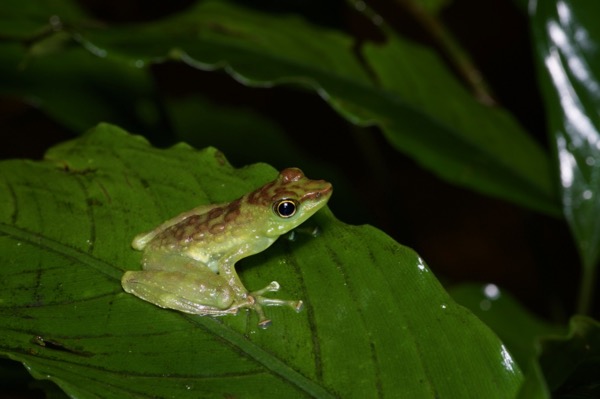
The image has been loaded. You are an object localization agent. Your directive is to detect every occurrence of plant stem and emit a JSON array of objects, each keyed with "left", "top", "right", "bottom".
[
  {"left": 577, "top": 264, "right": 597, "bottom": 315},
  {"left": 392, "top": 0, "right": 497, "bottom": 105}
]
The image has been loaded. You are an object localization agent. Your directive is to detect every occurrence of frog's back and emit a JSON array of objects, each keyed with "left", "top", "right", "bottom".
[
  {"left": 148, "top": 199, "right": 251, "bottom": 252},
  {"left": 142, "top": 167, "right": 332, "bottom": 261}
]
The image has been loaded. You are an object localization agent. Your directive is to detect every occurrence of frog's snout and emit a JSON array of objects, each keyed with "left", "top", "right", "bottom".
[{"left": 303, "top": 180, "right": 333, "bottom": 202}]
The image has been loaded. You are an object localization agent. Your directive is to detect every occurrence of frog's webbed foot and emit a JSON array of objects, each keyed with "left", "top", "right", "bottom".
[{"left": 248, "top": 281, "right": 304, "bottom": 328}]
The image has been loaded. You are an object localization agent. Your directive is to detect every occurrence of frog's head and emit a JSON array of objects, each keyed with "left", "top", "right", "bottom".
[{"left": 248, "top": 168, "right": 332, "bottom": 237}]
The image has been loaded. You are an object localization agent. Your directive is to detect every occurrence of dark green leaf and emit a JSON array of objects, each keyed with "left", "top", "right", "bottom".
[
  {"left": 0, "top": 41, "right": 158, "bottom": 134},
  {"left": 517, "top": 360, "right": 551, "bottom": 399},
  {"left": 95, "top": 0, "right": 558, "bottom": 214},
  {"left": 417, "top": 0, "right": 452, "bottom": 13},
  {"left": 450, "top": 283, "right": 565, "bottom": 370},
  {"left": 518, "top": 316, "right": 600, "bottom": 398},
  {"left": 167, "top": 95, "right": 308, "bottom": 167},
  {"left": 0, "top": 0, "right": 85, "bottom": 39},
  {"left": 363, "top": 36, "right": 556, "bottom": 215},
  {"left": 530, "top": 0, "right": 600, "bottom": 313},
  {"left": 0, "top": 0, "right": 161, "bottom": 136},
  {"left": 0, "top": 0, "right": 559, "bottom": 215},
  {"left": 0, "top": 123, "right": 522, "bottom": 398}
]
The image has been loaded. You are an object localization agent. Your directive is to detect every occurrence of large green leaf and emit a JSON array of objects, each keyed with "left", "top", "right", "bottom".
[
  {"left": 530, "top": 0, "right": 600, "bottom": 313},
  {"left": 0, "top": 0, "right": 162, "bottom": 137},
  {"left": 0, "top": 0, "right": 559, "bottom": 215},
  {"left": 0, "top": 123, "right": 522, "bottom": 398}
]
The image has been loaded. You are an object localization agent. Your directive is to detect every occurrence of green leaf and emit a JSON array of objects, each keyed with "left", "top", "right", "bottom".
[
  {"left": 95, "top": 0, "right": 559, "bottom": 215},
  {"left": 0, "top": 41, "right": 158, "bottom": 134},
  {"left": 416, "top": 0, "right": 452, "bottom": 13},
  {"left": 0, "top": 0, "right": 559, "bottom": 215},
  {"left": 453, "top": 286, "right": 600, "bottom": 397},
  {"left": 518, "top": 316, "right": 600, "bottom": 398},
  {"left": 539, "top": 316, "right": 600, "bottom": 396},
  {"left": 167, "top": 95, "right": 308, "bottom": 167},
  {"left": 530, "top": 0, "right": 600, "bottom": 313},
  {"left": 0, "top": 0, "right": 86, "bottom": 39},
  {"left": 0, "top": 0, "right": 160, "bottom": 136},
  {"left": 0, "top": 123, "right": 522, "bottom": 398},
  {"left": 362, "top": 36, "right": 556, "bottom": 215},
  {"left": 450, "top": 284, "right": 565, "bottom": 370},
  {"left": 517, "top": 361, "right": 551, "bottom": 399}
]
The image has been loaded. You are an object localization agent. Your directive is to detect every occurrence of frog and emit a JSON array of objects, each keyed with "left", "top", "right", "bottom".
[{"left": 121, "top": 167, "right": 332, "bottom": 328}]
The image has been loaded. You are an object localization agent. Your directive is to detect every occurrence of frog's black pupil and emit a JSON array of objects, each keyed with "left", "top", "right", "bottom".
[{"left": 277, "top": 200, "right": 296, "bottom": 217}]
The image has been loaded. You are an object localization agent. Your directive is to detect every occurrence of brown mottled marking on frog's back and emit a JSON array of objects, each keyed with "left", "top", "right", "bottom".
[
  {"left": 209, "top": 222, "right": 226, "bottom": 234},
  {"left": 247, "top": 182, "right": 274, "bottom": 206},
  {"left": 208, "top": 207, "right": 223, "bottom": 219},
  {"left": 152, "top": 199, "right": 247, "bottom": 250},
  {"left": 224, "top": 199, "right": 242, "bottom": 222}
]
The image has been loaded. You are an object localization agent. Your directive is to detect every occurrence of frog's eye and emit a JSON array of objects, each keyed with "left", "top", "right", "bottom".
[{"left": 274, "top": 199, "right": 298, "bottom": 218}]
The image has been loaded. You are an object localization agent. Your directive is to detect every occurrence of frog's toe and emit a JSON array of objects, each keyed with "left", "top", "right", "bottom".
[
  {"left": 258, "top": 318, "right": 272, "bottom": 329},
  {"left": 256, "top": 296, "right": 304, "bottom": 312},
  {"left": 251, "top": 281, "right": 280, "bottom": 296}
]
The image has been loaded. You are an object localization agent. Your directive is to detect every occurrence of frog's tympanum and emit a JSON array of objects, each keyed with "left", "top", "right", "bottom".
[{"left": 121, "top": 168, "right": 332, "bottom": 328}]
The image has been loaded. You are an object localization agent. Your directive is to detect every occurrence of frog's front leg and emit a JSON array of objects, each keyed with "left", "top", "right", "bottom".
[
  {"left": 218, "top": 248, "right": 304, "bottom": 328},
  {"left": 248, "top": 281, "right": 304, "bottom": 327},
  {"left": 252, "top": 281, "right": 304, "bottom": 311},
  {"left": 121, "top": 269, "right": 242, "bottom": 315}
]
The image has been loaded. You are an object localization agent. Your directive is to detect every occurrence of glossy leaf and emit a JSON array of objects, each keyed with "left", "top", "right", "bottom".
[
  {"left": 0, "top": 0, "right": 559, "bottom": 215},
  {"left": 0, "top": 124, "right": 522, "bottom": 398},
  {"left": 530, "top": 0, "right": 600, "bottom": 313},
  {"left": 450, "top": 283, "right": 565, "bottom": 370},
  {"left": 453, "top": 286, "right": 600, "bottom": 398},
  {"left": 89, "top": 0, "right": 559, "bottom": 215},
  {"left": 362, "top": 36, "right": 555, "bottom": 215}
]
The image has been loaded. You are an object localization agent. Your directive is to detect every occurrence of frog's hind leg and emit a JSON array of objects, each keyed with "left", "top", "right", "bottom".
[
  {"left": 256, "top": 296, "right": 304, "bottom": 312},
  {"left": 251, "top": 281, "right": 303, "bottom": 310},
  {"left": 121, "top": 270, "right": 238, "bottom": 316}
]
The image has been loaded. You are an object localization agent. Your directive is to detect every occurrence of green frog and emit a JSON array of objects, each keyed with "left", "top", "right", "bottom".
[{"left": 121, "top": 168, "right": 332, "bottom": 328}]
